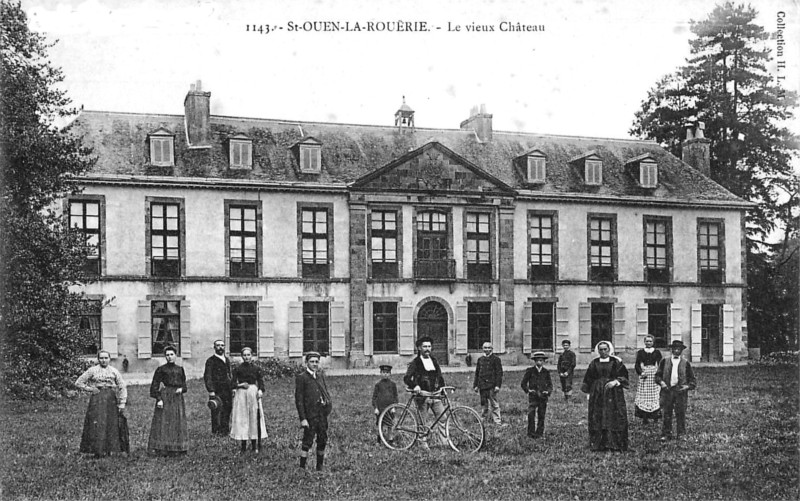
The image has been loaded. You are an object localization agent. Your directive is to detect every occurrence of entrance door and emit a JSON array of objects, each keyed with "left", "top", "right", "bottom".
[
  {"left": 417, "top": 301, "right": 449, "bottom": 365},
  {"left": 701, "top": 304, "right": 722, "bottom": 362}
]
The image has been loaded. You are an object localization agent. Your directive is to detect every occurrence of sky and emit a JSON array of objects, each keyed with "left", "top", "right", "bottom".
[{"left": 20, "top": 0, "right": 800, "bottom": 141}]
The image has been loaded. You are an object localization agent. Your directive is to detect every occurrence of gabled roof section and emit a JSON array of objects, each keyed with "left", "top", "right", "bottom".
[
  {"left": 568, "top": 150, "right": 601, "bottom": 164},
  {"left": 149, "top": 126, "right": 174, "bottom": 136},
  {"left": 290, "top": 136, "right": 322, "bottom": 148},
  {"left": 624, "top": 153, "right": 656, "bottom": 166},
  {"left": 351, "top": 141, "right": 515, "bottom": 195}
]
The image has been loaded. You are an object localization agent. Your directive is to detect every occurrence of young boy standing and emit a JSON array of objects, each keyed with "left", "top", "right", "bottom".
[
  {"left": 521, "top": 352, "right": 553, "bottom": 438},
  {"left": 372, "top": 364, "right": 398, "bottom": 425},
  {"left": 557, "top": 340, "right": 577, "bottom": 401}
]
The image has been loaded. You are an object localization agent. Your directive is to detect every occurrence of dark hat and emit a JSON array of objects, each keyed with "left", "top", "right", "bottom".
[
  {"left": 379, "top": 364, "right": 393, "bottom": 373},
  {"left": 532, "top": 351, "right": 548, "bottom": 360},
  {"left": 669, "top": 340, "right": 687, "bottom": 350},
  {"left": 304, "top": 351, "right": 321, "bottom": 361},
  {"left": 207, "top": 396, "right": 222, "bottom": 411},
  {"left": 416, "top": 336, "right": 434, "bottom": 348}
]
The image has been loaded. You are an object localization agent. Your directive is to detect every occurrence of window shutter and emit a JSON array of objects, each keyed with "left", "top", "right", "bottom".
[
  {"left": 137, "top": 300, "right": 152, "bottom": 359},
  {"left": 243, "top": 143, "right": 252, "bottom": 167},
  {"left": 614, "top": 303, "right": 626, "bottom": 351},
  {"left": 522, "top": 301, "right": 533, "bottom": 354},
  {"left": 166, "top": 139, "right": 174, "bottom": 165},
  {"left": 311, "top": 148, "right": 319, "bottom": 171},
  {"left": 670, "top": 304, "right": 682, "bottom": 343},
  {"left": 723, "top": 304, "right": 734, "bottom": 362},
  {"left": 288, "top": 302, "right": 303, "bottom": 357},
  {"left": 363, "top": 301, "right": 373, "bottom": 356},
  {"left": 578, "top": 303, "right": 591, "bottom": 352},
  {"left": 491, "top": 301, "right": 505, "bottom": 353},
  {"left": 398, "top": 303, "right": 414, "bottom": 355},
  {"left": 636, "top": 304, "right": 648, "bottom": 348},
  {"left": 224, "top": 302, "right": 231, "bottom": 351},
  {"left": 455, "top": 302, "right": 468, "bottom": 355},
  {"left": 101, "top": 303, "right": 119, "bottom": 359},
  {"left": 258, "top": 302, "right": 274, "bottom": 358},
  {"left": 330, "top": 302, "right": 346, "bottom": 357},
  {"left": 180, "top": 301, "right": 191, "bottom": 358},
  {"left": 690, "top": 304, "right": 702, "bottom": 362},
  {"left": 555, "top": 305, "right": 569, "bottom": 349}
]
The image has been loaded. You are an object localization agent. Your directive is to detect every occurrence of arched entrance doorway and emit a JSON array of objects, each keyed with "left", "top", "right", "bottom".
[{"left": 417, "top": 301, "right": 449, "bottom": 364}]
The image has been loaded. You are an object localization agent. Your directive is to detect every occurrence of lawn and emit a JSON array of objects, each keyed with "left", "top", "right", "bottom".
[{"left": 1, "top": 365, "right": 798, "bottom": 500}]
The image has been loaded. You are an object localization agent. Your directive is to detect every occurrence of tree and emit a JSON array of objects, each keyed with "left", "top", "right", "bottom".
[
  {"left": 630, "top": 2, "right": 799, "bottom": 243},
  {"left": 1, "top": 1, "right": 97, "bottom": 398},
  {"left": 630, "top": 3, "right": 800, "bottom": 355}
]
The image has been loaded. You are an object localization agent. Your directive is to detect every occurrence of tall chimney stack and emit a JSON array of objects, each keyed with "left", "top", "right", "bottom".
[
  {"left": 184, "top": 80, "right": 211, "bottom": 148},
  {"left": 460, "top": 104, "right": 493, "bottom": 142},
  {"left": 682, "top": 119, "right": 711, "bottom": 177}
]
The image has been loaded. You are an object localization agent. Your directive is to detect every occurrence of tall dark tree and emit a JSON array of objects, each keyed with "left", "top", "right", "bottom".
[
  {"left": 630, "top": 3, "right": 800, "bottom": 354},
  {"left": 1, "top": 0, "right": 97, "bottom": 398},
  {"left": 631, "top": 2, "right": 798, "bottom": 243}
]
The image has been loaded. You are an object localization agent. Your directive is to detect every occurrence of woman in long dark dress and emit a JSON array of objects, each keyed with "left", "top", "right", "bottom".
[
  {"left": 230, "top": 347, "right": 266, "bottom": 453},
  {"left": 147, "top": 345, "right": 188, "bottom": 455},
  {"left": 634, "top": 335, "right": 663, "bottom": 424},
  {"left": 581, "top": 341, "right": 630, "bottom": 451},
  {"left": 75, "top": 351, "right": 127, "bottom": 457}
]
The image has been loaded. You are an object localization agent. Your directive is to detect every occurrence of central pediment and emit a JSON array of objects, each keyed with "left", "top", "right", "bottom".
[{"left": 350, "top": 142, "right": 515, "bottom": 195}]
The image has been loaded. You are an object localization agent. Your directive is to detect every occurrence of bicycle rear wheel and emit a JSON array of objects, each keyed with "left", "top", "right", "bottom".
[
  {"left": 378, "top": 403, "right": 418, "bottom": 451},
  {"left": 446, "top": 406, "right": 485, "bottom": 453}
]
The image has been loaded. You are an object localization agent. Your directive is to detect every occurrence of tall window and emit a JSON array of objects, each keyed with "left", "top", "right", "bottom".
[
  {"left": 151, "top": 202, "right": 181, "bottom": 277},
  {"left": 229, "top": 206, "right": 258, "bottom": 277},
  {"left": 229, "top": 301, "right": 257, "bottom": 355},
  {"left": 530, "top": 213, "right": 555, "bottom": 281},
  {"left": 415, "top": 210, "right": 452, "bottom": 279},
  {"left": 640, "top": 161, "right": 658, "bottom": 188},
  {"left": 301, "top": 208, "right": 329, "bottom": 278},
  {"left": 373, "top": 302, "right": 398, "bottom": 353},
  {"left": 69, "top": 200, "right": 101, "bottom": 276},
  {"left": 699, "top": 221, "right": 723, "bottom": 284},
  {"left": 590, "top": 302, "right": 613, "bottom": 348},
  {"left": 648, "top": 303, "right": 669, "bottom": 349},
  {"left": 589, "top": 216, "right": 615, "bottom": 282},
  {"left": 77, "top": 300, "right": 102, "bottom": 355},
  {"left": 303, "top": 302, "right": 329, "bottom": 355},
  {"left": 644, "top": 218, "right": 670, "bottom": 283},
  {"left": 152, "top": 300, "right": 180, "bottom": 355},
  {"left": 465, "top": 213, "right": 491, "bottom": 280},
  {"left": 371, "top": 210, "right": 398, "bottom": 279},
  {"left": 467, "top": 302, "right": 491, "bottom": 350},
  {"left": 531, "top": 302, "right": 554, "bottom": 351}
]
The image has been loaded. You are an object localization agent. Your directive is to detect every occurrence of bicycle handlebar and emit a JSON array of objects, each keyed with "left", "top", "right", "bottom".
[{"left": 405, "top": 386, "right": 456, "bottom": 397}]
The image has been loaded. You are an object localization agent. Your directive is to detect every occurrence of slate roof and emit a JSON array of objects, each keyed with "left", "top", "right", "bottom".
[{"left": 70, "top": 110, "right": 749, "bottom": 206}]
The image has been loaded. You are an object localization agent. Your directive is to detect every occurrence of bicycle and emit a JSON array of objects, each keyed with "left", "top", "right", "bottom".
[{"left": 377, "top": 386, "right": 485, "bottom": 453}]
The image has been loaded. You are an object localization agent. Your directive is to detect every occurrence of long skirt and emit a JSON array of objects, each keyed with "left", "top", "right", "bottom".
[
  {"left": 587, "top": 382, "right": 629, "bottom": 451},
  {"left": 148, "top": 390, "right": 189, "bottom": 453},
  {"left": 230, "top": 386, "right": 267, "bottom": 440},
  {"left": 634, "top": 365, "right": 662, "bottom": 420},
  {"left": 80, "top": 388, "right": 122, "bottom": 455}
]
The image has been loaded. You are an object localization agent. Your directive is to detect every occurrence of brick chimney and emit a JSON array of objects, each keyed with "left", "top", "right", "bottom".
[
  {"left": 184, "top": 80, "right": 211, "bottom": 148},
  {"left": 681, "top": 119, "right": 711, "bottom": 177},
  {"left": 460, "top": 104, "right": 493, "bottom": 142}
]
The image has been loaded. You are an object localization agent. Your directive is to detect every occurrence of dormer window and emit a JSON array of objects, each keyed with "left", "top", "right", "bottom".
[
  {"left": 585, "top": 160, "right": 602, "bottom": 186},
  {"left": 639, "top": 160, "right": 658, "bottom": 188},
  {"left": 526, "top": 153, "right": 546, "bottom": 183},
  {"left": 149, "top": 129, "right": 174, "bottom": 167},
  {"left": 229, "top": 135, "right": 252, "bottom": 169},
  {"left": 293, "top": 136, "right": 323, "bottom": 174}
]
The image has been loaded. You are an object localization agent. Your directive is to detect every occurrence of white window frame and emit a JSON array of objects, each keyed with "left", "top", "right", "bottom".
[
  {"left": 585, "top": 160, "right": 602, "bottom": 186},
  {"left": 640, "top": 161, "right": 658, "bottom": 188},
  {"left": 300, "top": 145, "right": 322, "bottom": 174},
  {"left": 526, "top": 155, "right": 546, "bottom": 183},
  {"left": 229, "top": 139, "right": 253, "bottom": 169},
  {"left": 150, "top": 136, "right": 174, "bottom": 167}
]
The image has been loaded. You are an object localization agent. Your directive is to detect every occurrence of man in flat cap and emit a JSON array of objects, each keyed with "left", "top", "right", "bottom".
[
  {"left": 521, "top": 351, "right": 553, "bottom": 438},
  {"left": 655, "top": 340, "right": 697, "bottom": 442},
  {"left": 295, "top": 351, "right": 332, "bottom": 470},
  {"left": 404, "top": 336, "right": 446, "bottom": 448}
]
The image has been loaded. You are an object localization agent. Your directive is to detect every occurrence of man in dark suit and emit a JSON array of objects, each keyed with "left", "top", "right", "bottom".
[
  {"left": 655, "top": 340, "right": 697, "bottom": 442},
  {"left": 203, "top": 339, "right": 232, "bottom": 435},
  {"left": 295, "top": 351, "right": 332, "bottom": 471}
]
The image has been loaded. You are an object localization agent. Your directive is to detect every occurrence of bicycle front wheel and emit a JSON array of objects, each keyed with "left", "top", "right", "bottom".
[
  {"left": 446, "top": 406, "right": 485, "bottom": 453},
  {"left": 378, "top": 403, "right": 418, "bottom": 451}
]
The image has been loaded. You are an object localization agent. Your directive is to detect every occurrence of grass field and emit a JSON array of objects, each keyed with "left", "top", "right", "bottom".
[{"left": 1, "top": 365, "right": 797, "bottom": 500}]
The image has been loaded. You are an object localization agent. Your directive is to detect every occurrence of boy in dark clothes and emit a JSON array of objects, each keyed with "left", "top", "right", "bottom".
[
  {"left": 557, "top": 340, "right": 577, "bottom": 401},
  {"left": 521, "top": 351, "right": 553, "bottom": 438},
  {"left": 372, "top": 365, "right": 398, "bottom": 429}
]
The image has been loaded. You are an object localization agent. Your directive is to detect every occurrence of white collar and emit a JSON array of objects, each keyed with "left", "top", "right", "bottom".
[
  {"left": 307, "top": 368, "right": 317, "bottom": 378},
  {"left": 215, "top": 353, "right": 226, "bottom": 362},
  {"left": 421, "top": 357, "right": 436, "bottom": 371},
  {"left": 599, "top": 357, "right": 610, "bottom": 362},
  {"left": 644, "top": 347, "right": 655, "bottom": 353}
]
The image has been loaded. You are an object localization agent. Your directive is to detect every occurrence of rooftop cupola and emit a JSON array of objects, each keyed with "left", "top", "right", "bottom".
[
  {"left": 395, "top": 96, "right": 415, "bottom": 130},
  {"left": 184, "top": 80, "right": 211, "bottom": 148}
]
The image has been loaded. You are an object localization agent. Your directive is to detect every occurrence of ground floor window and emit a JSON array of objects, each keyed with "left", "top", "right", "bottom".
[
  {"left": 152, "top": 300, "right": 180, "bottom": 355},
  {"left": 467, "top": 302, "right": 491, "bottom": 350},
  {"left": 373, "top": 302, "right": 398, "bottom": 353},
  {"left": 531, "top": 302, "right": 554, "bottom": 351},
  {"left": 229, "top": 301, "right": 257, "bottom": 355},
  {"left": 77, "top": 300, "right": 102, "bottom": 355},
  {"left": 648, "top": 303, "right": 669, "bottom": 349},
  {"left": 303, "top": 302, "right": 329, "bottom": 355},
  {"left": 591, "top": 302, "right": 613, "bottom": 349}
]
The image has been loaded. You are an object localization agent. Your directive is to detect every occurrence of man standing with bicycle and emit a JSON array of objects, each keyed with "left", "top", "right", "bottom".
[{"left": 404, "top": 336, "right": 446, "bottom": 449}]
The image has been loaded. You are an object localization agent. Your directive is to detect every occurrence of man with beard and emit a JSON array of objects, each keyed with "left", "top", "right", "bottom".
[
  {"left": 403, "top": 336, "right": 446, "bottom": 449},
  {"left": 204, "top": 339, "right": 233, "bottom": 435}
]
